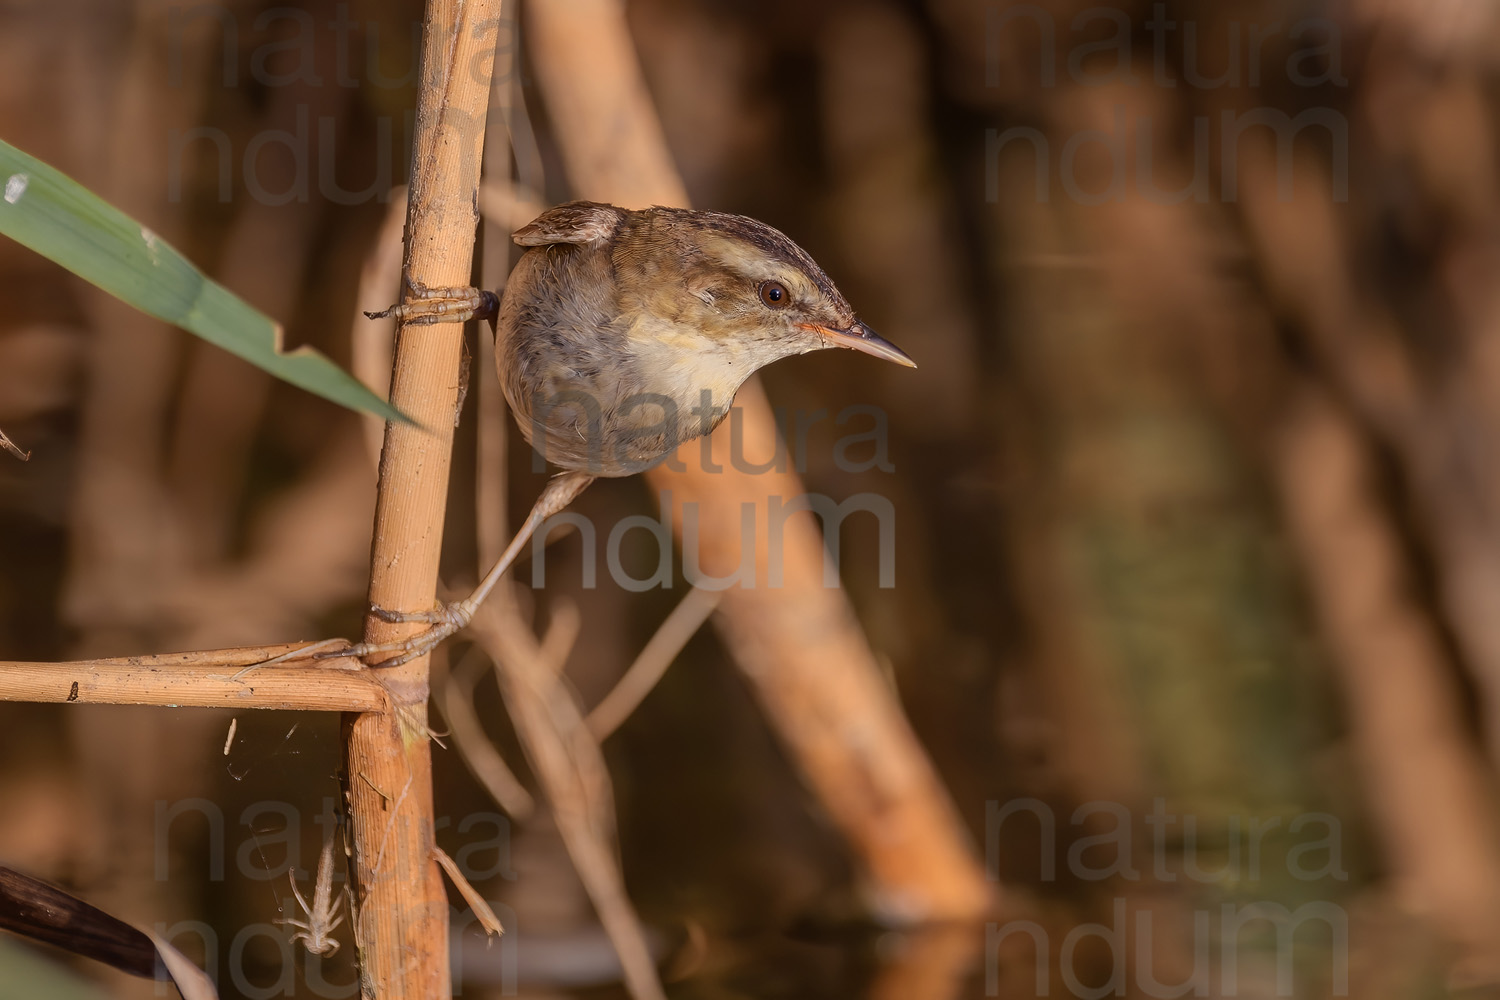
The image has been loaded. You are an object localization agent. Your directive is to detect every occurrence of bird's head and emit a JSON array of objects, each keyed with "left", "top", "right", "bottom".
[{"left": 612, "top": 207, "right": 916, "bottom": 373}]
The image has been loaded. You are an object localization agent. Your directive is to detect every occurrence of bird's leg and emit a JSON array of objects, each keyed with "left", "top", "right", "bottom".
[
  {"left": 325, "top": 471, "right": 595, "bottom": 668},
  {"left": 365, "top": 277, "right": 500, "bottom": 327}
]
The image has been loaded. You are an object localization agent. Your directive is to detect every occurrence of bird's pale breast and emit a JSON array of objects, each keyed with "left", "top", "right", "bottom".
[{"left": 495, "top": 238, "right": 744, "bottom": 477}]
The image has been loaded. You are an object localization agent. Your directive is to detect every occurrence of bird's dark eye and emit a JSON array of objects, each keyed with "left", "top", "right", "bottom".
[{"left": 759, "top": 280, "right": 790, "bottom": 309}]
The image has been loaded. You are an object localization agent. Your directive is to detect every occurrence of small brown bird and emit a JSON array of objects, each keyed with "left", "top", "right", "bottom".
[{"left": 342, "top": 201, "right": 915, "bottom": 665}]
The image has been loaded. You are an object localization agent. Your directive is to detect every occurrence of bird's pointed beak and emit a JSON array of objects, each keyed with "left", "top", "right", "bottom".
[{"left": 804, "top": 321, "right": 917, "bottom": 368}]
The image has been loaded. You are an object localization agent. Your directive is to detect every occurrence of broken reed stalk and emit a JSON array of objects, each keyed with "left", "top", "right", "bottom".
[
  {"left": 524, "top": 0, "right": 993, "bottom": 922},
  {"left": 342, "top": 1, "right": 504, "bottom": 996}
]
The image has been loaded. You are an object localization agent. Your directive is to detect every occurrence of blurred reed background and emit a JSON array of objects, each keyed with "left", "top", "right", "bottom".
[{"left": 2, "top": 0, "right": 1500, "bottom": 997}]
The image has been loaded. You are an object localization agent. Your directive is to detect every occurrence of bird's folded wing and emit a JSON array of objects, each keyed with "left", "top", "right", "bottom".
[{"left": 512, "top": 201, "right": 625, "bottom": 246}]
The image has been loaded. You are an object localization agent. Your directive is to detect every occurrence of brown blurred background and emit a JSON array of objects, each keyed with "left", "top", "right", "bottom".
[{"left": 3, "top": 0, "right": 1500, "bottom": 997}]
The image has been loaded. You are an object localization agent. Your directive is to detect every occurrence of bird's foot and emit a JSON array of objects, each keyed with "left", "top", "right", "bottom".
[
  {"left": 364, "top": 279, "right": 499, "bottom": 327},
  {"left": 317, "top": 600, "right": 475, "bottom": 668}
]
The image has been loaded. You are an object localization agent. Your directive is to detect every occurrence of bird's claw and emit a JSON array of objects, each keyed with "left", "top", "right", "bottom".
[
  {"left": 314, "top": 625, "right": 455, "bottom": 669},
  {"left": 364, "top": 279, "right": 499, "bottom": 327},
  {"left": 368, "top": 601, "right": 459, "bottom": 625},
  {"left": 315, "top": 601, "right": 473, "bottom": 668}
]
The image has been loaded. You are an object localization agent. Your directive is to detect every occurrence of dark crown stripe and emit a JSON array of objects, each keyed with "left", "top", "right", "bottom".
[{"left": 645, "top": 206, "right": 847, "bottom": 308}]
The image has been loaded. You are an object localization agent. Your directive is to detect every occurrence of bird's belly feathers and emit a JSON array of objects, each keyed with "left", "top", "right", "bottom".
[{"left": 495, "top": 247, "right": 743, "bottom": 477}]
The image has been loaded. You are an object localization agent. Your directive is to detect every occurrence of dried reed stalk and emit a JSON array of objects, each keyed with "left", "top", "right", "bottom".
[
  {"left": 469, "top": 598, "right": 668, "bottom": 1000},
  {"left": 1274, "top": 385, "right": 1500, "bottom": 985},
  {"left": 342, "top": 1, "right": 504, "bottom": 995},
  {"left": 523, "top": 0, "right": 991, "bottom": 923},
  {"left": 440, "top": 648, "right": 535, "bottom": 820},
  {"left": 0, "top": 645, "right": 384, "bottom": 712},
  {"left": 1235, "top": 119, "right": 1500, "bottom": 776},
  {"left": 0, "top": 427, "right": 27, "bottom": 461}
]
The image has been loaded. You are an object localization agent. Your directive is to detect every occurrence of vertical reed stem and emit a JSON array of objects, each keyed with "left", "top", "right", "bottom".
[{"left": 343, "top": 2, "right": 504, "bottom": 995}]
